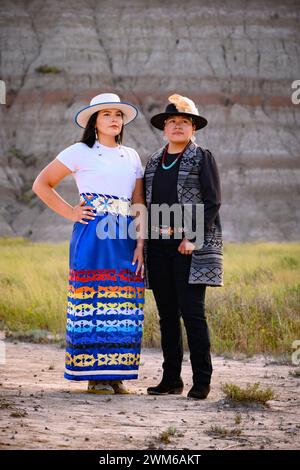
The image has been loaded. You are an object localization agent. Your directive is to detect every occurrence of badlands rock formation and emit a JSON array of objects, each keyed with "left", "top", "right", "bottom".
[{"left": 0, "top": 0, "right": 299, "bottom": 241}]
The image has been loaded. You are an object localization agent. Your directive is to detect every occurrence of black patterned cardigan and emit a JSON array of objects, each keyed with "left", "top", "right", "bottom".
[{"left": 143, "top": 141, "right": 224, "bottom": 288}]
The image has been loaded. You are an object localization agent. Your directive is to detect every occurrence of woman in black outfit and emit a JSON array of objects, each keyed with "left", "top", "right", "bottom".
[{"left": 143, "top": 94, "right": 223, "bottom": 399}]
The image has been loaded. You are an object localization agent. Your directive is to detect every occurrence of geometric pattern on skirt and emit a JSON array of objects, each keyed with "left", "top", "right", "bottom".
[{"left": 64, "top": 193, "right": 145, "bottom": 381}]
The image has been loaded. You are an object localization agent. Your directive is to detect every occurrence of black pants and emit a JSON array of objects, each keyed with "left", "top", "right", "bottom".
[{"left": 148, "top": 241, "right": 212, "bottom": 386}]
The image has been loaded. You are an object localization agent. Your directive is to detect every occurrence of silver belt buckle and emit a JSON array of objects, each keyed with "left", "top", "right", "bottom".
[{"left": 160, "top": 225, "right": 174, "bottom": 236}]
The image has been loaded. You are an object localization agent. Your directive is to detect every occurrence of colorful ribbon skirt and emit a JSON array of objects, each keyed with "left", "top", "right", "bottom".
[{"left": 64, "top": 193, "right": 145, "bottom": 381}]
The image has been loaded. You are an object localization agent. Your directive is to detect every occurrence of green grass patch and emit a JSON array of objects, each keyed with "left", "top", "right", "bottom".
[{"left": 35, "top": 65, "right": 62, "bottom": 74}]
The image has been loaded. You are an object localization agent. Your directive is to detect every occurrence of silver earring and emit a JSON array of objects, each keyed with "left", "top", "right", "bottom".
[
  {"left": 163, "top": 135, "right": 168, "bottom": 142},
  {"left": 95, "top": 129, "right": 101, "bottom": 154}
]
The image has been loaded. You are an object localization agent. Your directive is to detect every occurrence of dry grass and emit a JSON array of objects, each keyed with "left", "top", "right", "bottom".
[
  {"left": 206, "top": 426, "right": 242, "bottom": 438},
  {"left": 0, "top": 238, "right": 68, "bottom": 334},
  {"left": 0, "top": 238, "right": 299, "bottom": 355},
  {"left": 158, "top": 426, "right": 178, "bottom": 444},
  {"left": 221, "top": 382, "right": 276, "bottom": 404}
]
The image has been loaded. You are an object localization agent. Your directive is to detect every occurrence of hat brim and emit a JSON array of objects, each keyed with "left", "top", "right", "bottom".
[
  {"left": 150, "top": 112, "right": 207, "bottom": 131},
  {"left": 74, "top": 102, "right": 138, "bottom": 128}
]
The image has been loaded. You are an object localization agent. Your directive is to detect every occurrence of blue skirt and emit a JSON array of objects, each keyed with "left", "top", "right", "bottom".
[{"left": 64, "top": 193, "right": 145, "bottom": 381}]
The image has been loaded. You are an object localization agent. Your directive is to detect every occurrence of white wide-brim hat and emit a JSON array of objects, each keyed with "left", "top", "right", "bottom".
[{"left": 74, "top": 93, "right": 138, "bottom": 128}]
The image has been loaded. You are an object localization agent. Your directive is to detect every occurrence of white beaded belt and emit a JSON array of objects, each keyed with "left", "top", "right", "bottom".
[{"left": 80, "top": 193, "right": 131, "bottom": 217}]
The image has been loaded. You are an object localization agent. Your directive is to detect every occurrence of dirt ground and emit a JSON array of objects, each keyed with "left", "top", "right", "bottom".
[{"left": 0, "top": 340, "right": 300, "bottom": 450}]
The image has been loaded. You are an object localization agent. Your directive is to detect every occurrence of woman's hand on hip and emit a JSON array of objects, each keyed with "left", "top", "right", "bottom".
[
  {"left": 132, "top": 244, "right": 144, "bottom": 278},
  {"left": 178, "top": 238, "right": 195, "bottom": 255},
  {"left": 71, "top": 200, "right": 96, "bottom": 224}
]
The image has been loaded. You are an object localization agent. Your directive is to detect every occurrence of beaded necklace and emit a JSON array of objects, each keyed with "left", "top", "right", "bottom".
[{"left": 161, "top": 141, "right": 189, "bottom": 170}]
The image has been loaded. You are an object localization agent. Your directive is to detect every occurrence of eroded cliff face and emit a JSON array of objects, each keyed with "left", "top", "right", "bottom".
[{"left": 0, "top": 0, "right": 299, "bottom": 241}]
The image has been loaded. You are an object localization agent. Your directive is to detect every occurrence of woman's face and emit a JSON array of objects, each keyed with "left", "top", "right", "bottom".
[
  {"left": 163, "top": 115, "right": 195, "bottom": 145},
  {"left": 95, "top": 108, "right": 123, "bottom": 138}
]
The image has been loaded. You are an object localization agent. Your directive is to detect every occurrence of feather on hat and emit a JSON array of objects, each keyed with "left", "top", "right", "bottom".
[
  {"left": 150, "top": 94, "right": 207, "bottom": 131},
  {"left": 168, "top": 94, "right": 199, "bottom": 115}
]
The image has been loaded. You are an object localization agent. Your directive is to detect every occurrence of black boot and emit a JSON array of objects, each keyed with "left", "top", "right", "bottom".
[
  {"left": 147, "top": 377, "right": 184, "bottom": 395},
  {"left": 187, "top": 384, "right": 210, "bottom": 399}
]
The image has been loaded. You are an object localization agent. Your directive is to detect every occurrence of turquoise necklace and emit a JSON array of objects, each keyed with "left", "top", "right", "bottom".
[{"left": 161, "top": 142, "right": 189, "bottom": 170}]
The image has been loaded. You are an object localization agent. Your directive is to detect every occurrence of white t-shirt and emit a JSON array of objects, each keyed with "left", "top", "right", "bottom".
[{"left": 55, "top": 142, "right": 144, "bottom": 199}]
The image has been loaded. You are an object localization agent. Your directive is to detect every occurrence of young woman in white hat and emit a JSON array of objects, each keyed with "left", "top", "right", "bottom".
[
  {"left": 33, "top": 93, "right": 145, "bottom": 394},
  {"left": 144, "top": 94, "right": 223, "bottom": 399}
]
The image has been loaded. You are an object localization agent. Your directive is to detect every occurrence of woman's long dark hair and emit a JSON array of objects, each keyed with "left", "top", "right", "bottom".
[{"left": 80, "top": 111, "right": 124, "bottom": 148}]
